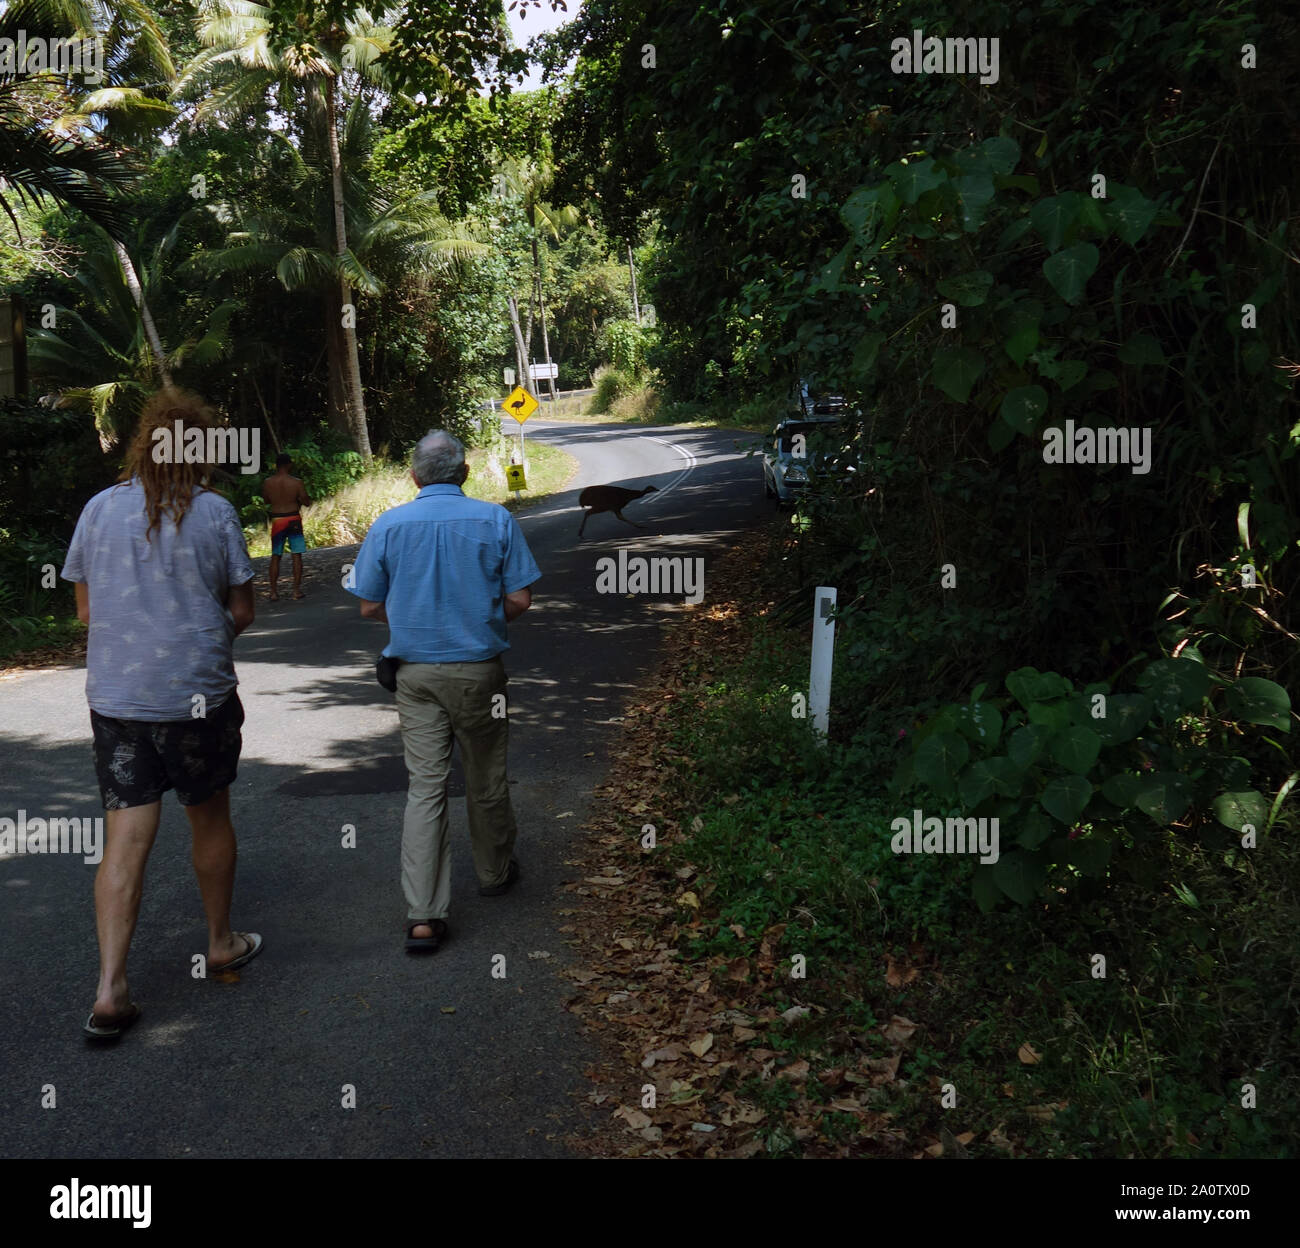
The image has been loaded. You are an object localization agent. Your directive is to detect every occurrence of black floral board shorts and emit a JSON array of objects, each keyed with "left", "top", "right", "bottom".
[{"left": 90, "top": 692, "right": 245, "bottom": 810}]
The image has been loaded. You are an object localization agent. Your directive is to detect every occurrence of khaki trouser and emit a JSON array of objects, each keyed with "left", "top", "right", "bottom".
[{"left": 394, "top": 657, "right": 518, "bottom": 921}]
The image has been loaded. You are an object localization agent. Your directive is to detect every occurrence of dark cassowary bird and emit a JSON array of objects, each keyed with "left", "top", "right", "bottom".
[{"left": 576, "top": 483, "right": 659, "bottom": 537}]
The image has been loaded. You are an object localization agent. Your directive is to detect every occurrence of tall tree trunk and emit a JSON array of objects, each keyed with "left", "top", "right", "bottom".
[
  {"left": 627, "top": 243, "right": 641, "bottom": 325},
  {"left": 531, "top": 229, "right": 557, "bottom": 401},
  {"left": 507, "top": 295, "right": 528, "bottom": 389},
  {"left": 324, "top": 288, "right": 351, "bottom": 437},
  {"left": 537, "top": 278, "right": 557, "bottom": 402},
  {"left": 324, "top": 74, "right": 371, "bottom": 462},
  {"left": 113, "top": 238, "right": 171, "bottom": 386}
]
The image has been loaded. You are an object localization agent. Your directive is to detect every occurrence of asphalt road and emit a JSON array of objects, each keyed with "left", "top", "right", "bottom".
[{"left": 0, "top": 419, "right": 767, "bottom": 1159}]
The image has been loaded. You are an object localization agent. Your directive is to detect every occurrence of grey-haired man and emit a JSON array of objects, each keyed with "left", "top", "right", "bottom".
[{"left": 347, "top": 431, "right": 540, "bottom": 951}]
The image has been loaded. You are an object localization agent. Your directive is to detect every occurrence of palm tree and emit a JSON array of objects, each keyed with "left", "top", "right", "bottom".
[
  {"left": 28, "top": 222, "right": 171, "bottom": 442},
  {"left": 178, "top": 1, "right": 405, "bottom": 461},
  {"left": 0, "top": 0, "right": 172, "bottom": 238},
  {"left": 0, "top": 1, "right": 179, "bottom": 387},
  {"left": 196, "top": 110, "right": 486, "bottom": 411}
]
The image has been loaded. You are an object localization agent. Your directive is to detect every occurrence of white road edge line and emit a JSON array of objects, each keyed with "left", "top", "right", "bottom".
[{"left": 514, "top": 432, "right": 697, "bottom": 522}]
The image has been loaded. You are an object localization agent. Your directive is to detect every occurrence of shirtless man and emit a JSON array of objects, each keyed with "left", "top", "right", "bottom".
[{"left": 261, "top": 453, "right": 310, "bottom": 600}]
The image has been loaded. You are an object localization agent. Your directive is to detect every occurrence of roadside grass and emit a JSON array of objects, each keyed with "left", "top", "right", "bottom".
[
  {"left": 467, "top": 431, "right": 577, "bottom": 514},
  {"left": 593, "top": 527, "right": 1299, "bottom": 1158},
  {"left": 242, "top": 437, "right": 577, "bottom": 555}
]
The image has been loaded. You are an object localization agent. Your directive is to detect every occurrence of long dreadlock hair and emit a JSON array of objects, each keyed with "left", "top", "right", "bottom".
[{"left": 119, "top": 386, "right": 224, "bottom": 541}]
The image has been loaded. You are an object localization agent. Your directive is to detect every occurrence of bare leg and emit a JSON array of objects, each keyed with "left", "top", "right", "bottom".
[
  {"left": 291, "top": 553, "right": 304, "bottom": 598},
  {"left": 92, "top": 803, "right": 162, "bottom": 1019},
  {"left": 268, "top": 554, "right": 281, "bottom": 600},
  {"left": 184, "top": 787, "right": 246, "bottom": 966}
]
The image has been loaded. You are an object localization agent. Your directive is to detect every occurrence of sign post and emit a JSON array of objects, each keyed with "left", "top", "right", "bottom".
[
  {"left": 500, "top": 384, "right": 539, "bottom": 501},
  {"left": 809, "top": 586, "right": 837, "bottom": 742}
]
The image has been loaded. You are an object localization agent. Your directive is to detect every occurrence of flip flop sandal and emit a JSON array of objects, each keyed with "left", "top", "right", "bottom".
[
  {"left": 83, "top": 1003, "right": 141, "bottom": 1041},
  {"left": 209, "top": 932, "right": 264, "bottom": 975},
  {"left": 405, "top": 919, "right": 447, "bottom": 952}
]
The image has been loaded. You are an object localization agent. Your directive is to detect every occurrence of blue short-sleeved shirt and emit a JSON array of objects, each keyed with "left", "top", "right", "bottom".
[
  {"left": 61, "top": 479, "right": 255, "bottom": 721},
  {"left": 348, "top": 484, "right": 540, "bottom": 663}
]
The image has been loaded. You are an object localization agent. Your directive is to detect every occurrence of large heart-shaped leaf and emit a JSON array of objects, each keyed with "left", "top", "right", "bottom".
[
  {"left": 1138, "top": 658, "right": 1210, "bottom": 719},
  {"left": 914, "top": 731, "right": 970, "bottom": 795},
  {"left": 841, "top": 183, "right": 901, "bottom": 239},
  {"left": 1006, "top": 666, "right": 1072, "bottom": 707},
  {"left": 931, "top": 346, "right": 985, "bottom": 402},
  {"left": 1042, "top": 774, "right": 1092, "bottom": 824},
  {"left": 886, "top": 158, "right": 946, "bottom": 205},
  {"left": 1000, "top": 384, "right": 1049, "bottom": 435},
  {"left": 1224, "top": 677, "right": 1291, "bottom": 731},
  {"left": 1092, "top": 693, "right": 1153, "bottom": 745},
  {"left": 1043, "top": 242, "right": 1099, "bottom": 305},
  {"left": 1101, "top": 772, "right": 1144, "bottom": 808},
  {"left": 1030, "top": 193, "right": 1080, "bottom": 252},
  {"left": 1106, "top": 185, "right": 1159, "bottom": 245},
  {"left": 1008, "top": 724, "right": 1053, "bottom": 769},
  {"left": 954, "top": 173, "right": 995, "bottom": 231},
  {"left": 1212, "top": 790, "right": 1268, "bottom": 832},
  {"left": 955, "top": 701, "right": 1003, "bottom": 746},
  {"left": 1050, "top": 726, "right": 1101, "bottom": 775},
  {"left": 979, "top": 135, "right": 1021, "bottom": 176},
  {"left": 1015, "top": 807, "right": 1056, "bottom": 849},
  {"left": 959, "top": 760, "right": 997, "bottom": 808},
  {"left": 937, "top": 270, "right": 995, "bottom": 307},
  {"left": 1133, "top": 772, "right": 1192, "bottom": 824},
  {"left": 993, "top": 850, "right": 1047, "bottom": 904}
]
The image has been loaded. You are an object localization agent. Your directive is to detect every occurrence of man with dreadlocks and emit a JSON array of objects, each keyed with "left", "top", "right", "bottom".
[{"left": 62, "top": 386, "right": 263, "bottom": 1042}]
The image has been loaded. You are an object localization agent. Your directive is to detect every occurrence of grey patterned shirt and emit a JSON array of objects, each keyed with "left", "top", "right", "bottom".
[{"left": 62, "top": 479, "right": 255, "bottom": 721}]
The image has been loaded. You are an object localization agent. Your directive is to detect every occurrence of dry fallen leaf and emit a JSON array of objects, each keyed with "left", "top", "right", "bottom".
[
  {"left": 615, "top": 1107, "right": 652, "bottom": 1131},
  {"left": 677, "top": 891, "right": 700, "bottom": 909},
  {"left": 1017, "top": 1042, "right": 1043, "bottom": 1065},
  {"left": 881, "top": 1015, "right": 918, "bottom": 1045},
  {"left": 688, "top": 1032, "right": 714, "bottom": 1058},
  {"left": 642, "top": 1044, "right": 682, "bottom": 1068}
]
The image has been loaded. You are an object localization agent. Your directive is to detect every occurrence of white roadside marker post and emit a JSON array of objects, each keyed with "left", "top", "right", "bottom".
[{"left": 810, "top": 586, "right": 837, "bottom": 742}]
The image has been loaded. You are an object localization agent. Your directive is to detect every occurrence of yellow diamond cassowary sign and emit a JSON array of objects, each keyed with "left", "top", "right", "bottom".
[
  {"left": 502, "top": 385, "right": 538, "bottom": 423},
  {"left": 505, "top": 463, "right": 527, "bottom": 491}
]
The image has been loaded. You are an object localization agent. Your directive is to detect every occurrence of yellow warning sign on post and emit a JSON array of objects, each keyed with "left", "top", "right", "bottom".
[
  {"left": 502, "top": 385, "right": 538, "bottom": 423},
  {"left": 505, "top": 463, "right": 527, "bottom": 491}
]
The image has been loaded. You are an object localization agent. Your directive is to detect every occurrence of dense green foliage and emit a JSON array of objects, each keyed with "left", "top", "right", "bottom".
[
  {"left": 553, "top": 0, "right": 1299, "bottom": 857},
  {"left": 545, "top": 0, "right": 1300, "bottom": 1156}
]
